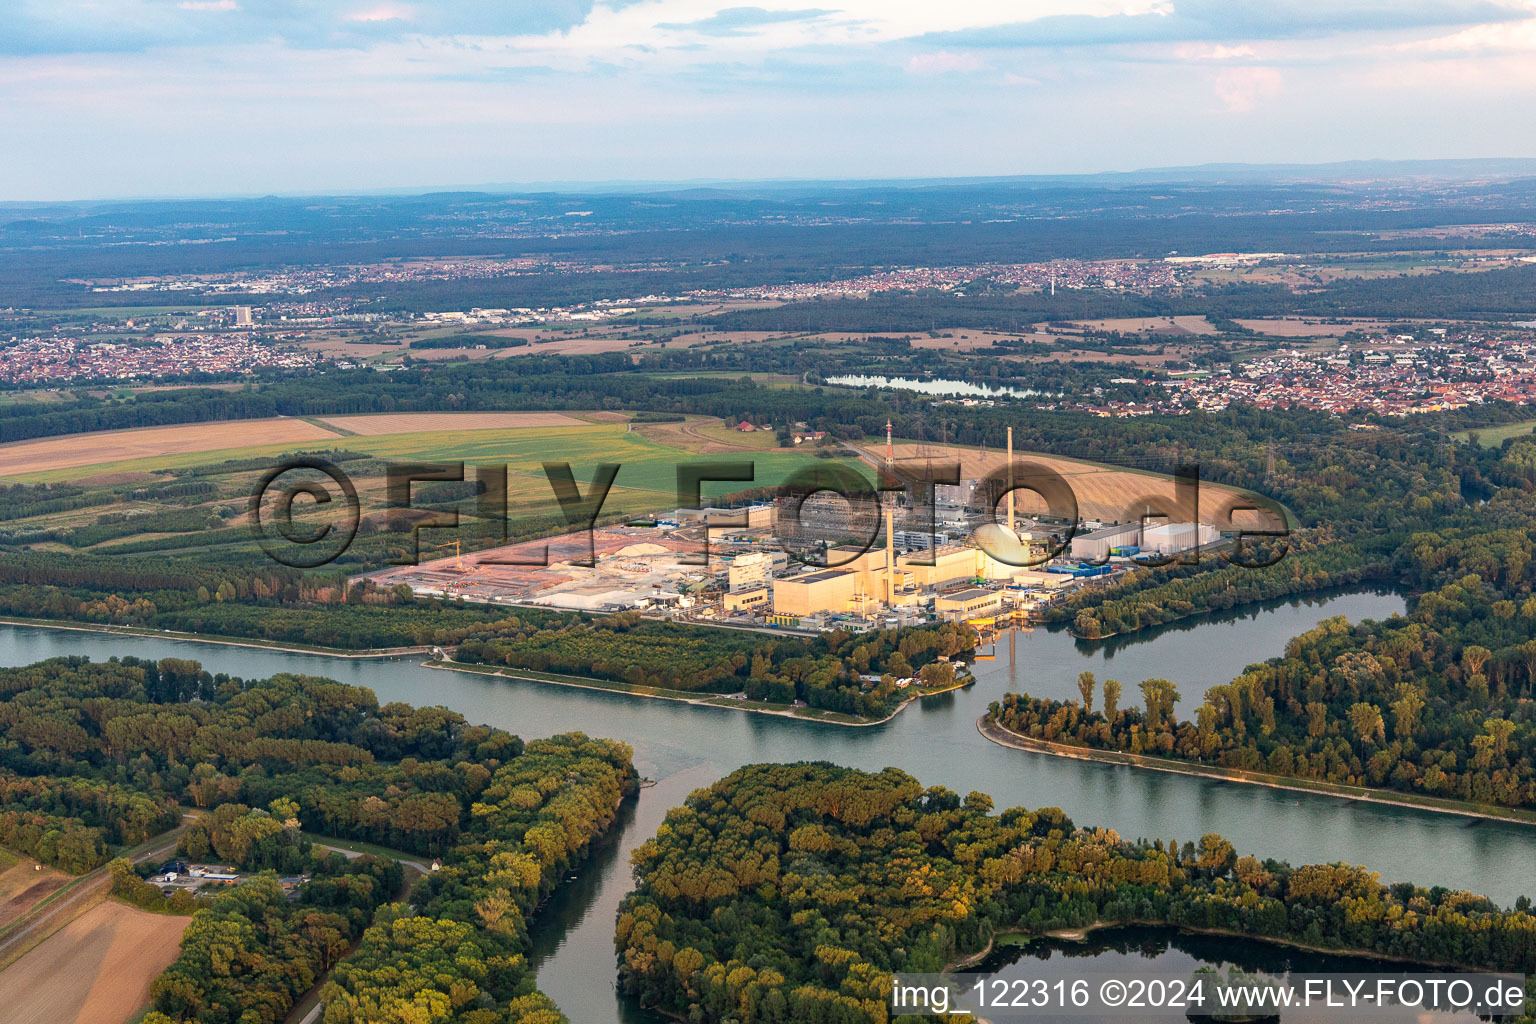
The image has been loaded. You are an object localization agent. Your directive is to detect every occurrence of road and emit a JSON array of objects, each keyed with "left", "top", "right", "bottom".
[
  {"left": 0, "top": 815, "right": 195, "bottom": 969},
  {"left": 312, "top": 842, "right": 433, "bottom": 876}
]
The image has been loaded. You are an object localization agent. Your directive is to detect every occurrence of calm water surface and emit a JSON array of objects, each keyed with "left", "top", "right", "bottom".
[
  {"left": 968, "top": 926, "right": 1486, "bottom": 1023},
  {"left": 2, "top": 588, "right": 1529, "bottom": 1024}
]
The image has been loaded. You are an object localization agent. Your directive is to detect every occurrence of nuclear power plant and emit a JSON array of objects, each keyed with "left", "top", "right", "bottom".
[{"left": 362, "top": 429, "right": 1225, "bottom": 636}]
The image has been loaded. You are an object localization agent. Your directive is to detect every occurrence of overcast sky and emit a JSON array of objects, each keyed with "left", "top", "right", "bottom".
[{"left": 4, "top": 0, "right": 1536, "bottom": 200}]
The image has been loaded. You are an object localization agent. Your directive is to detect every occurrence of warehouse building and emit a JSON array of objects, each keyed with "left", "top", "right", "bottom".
[
  {"left": 935, "top": 588, "right": 1004, "bottom": 622},
  {"left": 1069, "top": 522, "right": 1143, "bottom": 562}
]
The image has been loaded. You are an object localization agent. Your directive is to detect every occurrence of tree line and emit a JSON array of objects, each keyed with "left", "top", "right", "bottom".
[
  {"left": 618, "top": 762, "right": 1536, "bottom": 1024},
  {"left": 0, "top": 654, "right": 637, "bottom": 1024},
  {"left": 455, "top": 610, "right": 976, "bottom": 719}
]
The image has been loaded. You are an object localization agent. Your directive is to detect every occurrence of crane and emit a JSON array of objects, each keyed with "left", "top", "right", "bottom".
[{"left": 434, "top": 540, "right": 464, "bottom": 572}]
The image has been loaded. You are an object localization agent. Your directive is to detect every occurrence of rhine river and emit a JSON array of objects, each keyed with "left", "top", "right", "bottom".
[{"left": 2, "top": 588, "right": 1529, "bottom": 1024}]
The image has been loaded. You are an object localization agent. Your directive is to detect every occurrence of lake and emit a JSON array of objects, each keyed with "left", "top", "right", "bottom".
[{"left": 826, "top": 374, "right": 1053, "bottom": 399}]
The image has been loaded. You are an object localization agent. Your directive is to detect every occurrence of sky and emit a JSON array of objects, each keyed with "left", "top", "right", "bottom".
[{"left": 3, "top": 0, "right": 1536, "bottom": 200}]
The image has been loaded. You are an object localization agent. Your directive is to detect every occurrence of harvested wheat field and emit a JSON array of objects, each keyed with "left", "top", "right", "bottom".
[
  {"left": 316, "top": 411, "right": 594, "bottom": 435},
  {"left": 1231, "top": 317, "right": 1419, "bottom": 338},
  {"left": 874, "top": 442, "right": 1263, "bottom": 525},
  {"left": 0, "top": 417, "right": 341, "bottom": 479},
  {"left": 0, "top": 857, "right": 70, "bottom": 928},
  {"left": 0, "top": 900, "right": 190, "bottom": 1024}
]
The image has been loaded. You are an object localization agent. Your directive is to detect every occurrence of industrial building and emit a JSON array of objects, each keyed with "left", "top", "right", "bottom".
[
  {"left": 1069, "top": 522, "right": 1143, "bottom": 561},
  {"left": 728, "top": 552, "right": 773, "bottom": 591},
  {"left": 1141, "top": 522, "right": 1220, "bottom": 556},
  {"left": 936, "top": 588, "right": 1004, "bottom": 621},
  {"left": 723, "top": 587, "right": 771, "bottom": 613},
  {"left": 772, "top": 569, "right": 864, "bottom": 618},
  {"left": 1069, "top": 521, "right": 1217, "bottom": 561}
]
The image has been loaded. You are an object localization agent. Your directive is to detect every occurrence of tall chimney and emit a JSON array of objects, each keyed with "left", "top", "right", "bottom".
[
  {"left": 1006, "top": 426, "right": 1015, "bottom": 534},
  {"left": 885, "top": 504, "right": 896, "bottom": 606}
]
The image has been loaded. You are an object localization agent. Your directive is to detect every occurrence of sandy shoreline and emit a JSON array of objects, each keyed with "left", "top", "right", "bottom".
[
  {"left": 427, "top": 656, "right": 972, "bottom": 728},
  {"left": 0, "top": 617, "right": 430, "bottom": 659},
  {"left": 977, "top": 716, "right": 1536, "bottom": 828}
]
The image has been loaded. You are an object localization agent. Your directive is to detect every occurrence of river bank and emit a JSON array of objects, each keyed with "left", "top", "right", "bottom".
[
  {"left": 426, "top": 656, "right": 973, "bottom": 727},
  {"left": 978, "top": 716, "right": 1536, "bottom": 827},
  {"left": 0, "top": 616, "right": 431, "bottom": 659},
  {"left": 1040, "top": 921, "right": 1476, "bottom": 971}
]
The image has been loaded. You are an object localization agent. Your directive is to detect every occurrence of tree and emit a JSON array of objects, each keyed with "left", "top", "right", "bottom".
[
  {"left": 1390, "top": 683, "right": 1426, "bottom": 740},
  {"left": 1347, "top": 703, "right": 1386, "bottom": 747},
  {"left": 1103, "top": 678, "right": 1122, "bottom": 720},
  {"left": 1139, "top": 678, "right": 1180, "bottom": 729},
  {"left": 1197, "top": 833, "right": 1236, "bottom": 877},
  {"left": 1076, "top": 671, "right": 1096, "bottom": 714}
]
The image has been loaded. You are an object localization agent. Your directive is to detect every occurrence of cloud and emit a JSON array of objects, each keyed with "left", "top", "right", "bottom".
[
  {"left": 5, "top": 0, "right": 1536, "bottom": 200},
  {"left": 1394, "top": 0, "right": 1536, "bottom": 56},
  {"left": 1212, "top": 65, "right": 1283, "bottom": 111},
  {"left": 917, "top": 0, "right": 1530, "bottom": 49},
  {"left": 347, "top": 3, "right": 413, "bottom": 24},
  {"left": 906, "top": 49, "right": 985, "bottom": 75},
  {"left": 1193, "top": 44, "right": 1259, "bottom": 60},
  {"left": 0, "top": 0, "right": 601, "bottom": 56},
  {"left": 657, "top": 7, "right": 830, "bottom": 37}
]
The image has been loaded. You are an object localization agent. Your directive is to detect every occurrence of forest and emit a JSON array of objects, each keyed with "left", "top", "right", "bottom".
[
  {"left": 0, "top": 655, "right": 635, "bottom": 1024},
  {"left": 995, "top": 427, "right": 1536, "bottom": 811},
  {"left": 454, "top": 610, "right": 976, "bottom": 717},
  {"left": 617, "top": 762, "right": 1536, "bottom": 1024}
]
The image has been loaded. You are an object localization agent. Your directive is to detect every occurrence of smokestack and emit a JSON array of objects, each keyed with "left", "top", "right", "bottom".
[
  {"left": 1006, "top": 426, "right": 1015, "bottom": 534},
  {"left": 885, "top": 505, "right": 896, "bottom": 606}
]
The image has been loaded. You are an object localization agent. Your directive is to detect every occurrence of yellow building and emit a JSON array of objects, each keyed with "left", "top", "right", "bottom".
[
  {"left": 728, "top": 552, "right": 771, "bottom": 592},
  {"left": 900, "top": 545, "right": 979, "bottom": 589},
  {"left": 1011, "top": 569, "right": 1072, "bottom": 590},
  {"left": 935, "top": 587, "right": 1003, "bottom": 622},
  {"left": 772, "top": 570, "right": 863, "bottom": 617},
  {"left": 723, "top": 586, "right": 770, "bottom": 613}
]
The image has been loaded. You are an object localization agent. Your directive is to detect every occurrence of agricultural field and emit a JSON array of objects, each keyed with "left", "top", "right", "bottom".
[
  {"left": 1060, "top": 316, "right": 1220, "bottom": 336},
  {"left": 0, "top": 900, "right": 190, "bottom": 1024},
  {"left": 0, "top": 418, "right": 344, "bottom": 479},
  {"left": 314, "top": 411, "right": 599, "bottom": 435},
  {"left": 872, "top": 440, "right": 1260, "bottom": 526},
  {"left": 1454, "top": 419, "right": 1536, "bottom": 446},
  {"left": 0, "top": 413, "right": 639, "bottom": 483},
  {"left": 0, "top": 412, "right": 1271, "bottom": 568},
  {"left": 0, "top": 856, "right": 78, "bottom": 928},
  {"left": 633, "top": 415, "right": 790, "bottom": 453},
  {"left": 0, "top": 416, "right": 857, "bottom": 567}
]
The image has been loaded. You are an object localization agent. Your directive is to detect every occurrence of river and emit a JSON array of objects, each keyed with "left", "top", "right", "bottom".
[{"left": 3, "top": 588, "right": 1532, "bottom": 1024}]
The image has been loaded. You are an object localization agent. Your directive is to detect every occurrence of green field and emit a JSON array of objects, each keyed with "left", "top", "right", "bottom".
[
  {"left": 17, "top": 422, "right": 848, "bottom": 500},
  {"left": 5, "top": 421, "right": 866, "bottom": 561},
  {"left": 1454, "top": 420, "right": 1536, "bottom": 446}
]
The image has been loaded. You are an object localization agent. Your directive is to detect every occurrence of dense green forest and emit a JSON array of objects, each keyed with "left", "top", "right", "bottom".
[
  {"left": 617, "top": 762, "right": 1536, "bottom": 1024},
  {"left": 145, "top": 857, "right": 402, "bottom": 1024},
  {"left": 455, "top": 610, "right": 975, "bottom": 717},
  {"left": 997, "top": 428, "right": 1536, "bottom": 810},
  {"left": 0, "top": 655, "right": 635, "bottom": 1024}
]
